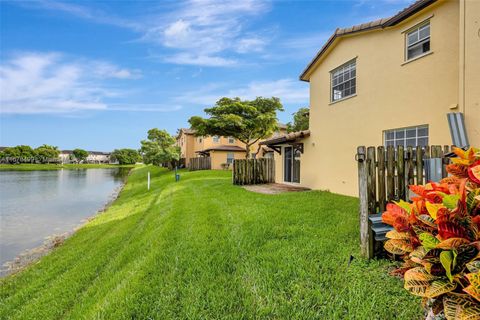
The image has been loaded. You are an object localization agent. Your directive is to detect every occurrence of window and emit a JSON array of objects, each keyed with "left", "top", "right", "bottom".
[
  {"left": 198, "top": 137, "right": 203, "bottom": 143},
  {"left": 406, "top": 22, "right": 430, "bottom": 60},
  {"left": 331, "top": 60, "right": 356, "bottom": 102},
  {"left": 384, "top": 125, "right": 429, "bottom": 148},
  {"left": 226, "top": 152, "right": 234, "bottom": 164},
  {"left": 228, "top": 136, "right": 235, "bottom": 144},
  {"left": 213, "top": 135, "right": 220, "bottom": 143}
]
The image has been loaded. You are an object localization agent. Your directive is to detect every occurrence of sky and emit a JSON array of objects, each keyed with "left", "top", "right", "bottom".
[{"left": 0, "top": 0, "right": 413, "bottom": 151}]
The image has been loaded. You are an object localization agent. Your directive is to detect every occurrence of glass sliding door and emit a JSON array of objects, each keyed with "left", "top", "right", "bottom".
[
  {"left": 284, "top": 146, "right": 292, "bottom": 182},
  {"left": 284, "top": 146, "right": 301, "bottom": 183},
  {"left": 292, "top": 148, "right": 301, "bottom": 183}
]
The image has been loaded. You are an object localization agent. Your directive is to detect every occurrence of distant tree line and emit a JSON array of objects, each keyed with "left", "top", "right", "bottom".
[
  {"left": 0, "top": 145, "right": 61, "bottom": 164},
  {"left": 111, "top": 149, "right": 142, "bottom": 165}
]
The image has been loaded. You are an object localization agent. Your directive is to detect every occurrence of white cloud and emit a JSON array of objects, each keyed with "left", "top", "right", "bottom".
[
  {"left": 92, "top": 61, "right": 142, "bottom": 79},
  {"left": 163, "top": 53, "right": 237, "bottom": 67},
  {"left": 229, "top": 79, "right": 308, "bottom": 104},
  {"left": 141, "top": 0, "right": 270, "bottom": 66},
  {"left": 0, "top": 52, "right": 141, "bottom": 114},
  {"left": 236, "top": 37, "right": 266, "bottom": 54},
  {"left": 15, "top": 0, "right": 272, "bottom": 67},
  {"left": 21, "top": 0, "right": 142, "bottom": 30},
  {"left": 177, "top": 79, "right": 309, "bottom": 106}
]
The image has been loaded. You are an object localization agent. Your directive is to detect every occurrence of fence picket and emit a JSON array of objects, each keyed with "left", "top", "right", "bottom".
[
  {"left": 232, "top": 158, "right": 275, "bottom": 185},
  {"left": 357, "top": 145, "right": 452, "bottom": 259},
  {"left": 416, "top": 146, "right": 423, "bottom": 185},
  {"left": 377, "top": 146, "right": 386, "bottom": 212},
  {"left": 386, "top": 146, "right": 395, "bottom": 202},
  {"left": 189, "top": 157, "right": 211, "bottom": 171}
]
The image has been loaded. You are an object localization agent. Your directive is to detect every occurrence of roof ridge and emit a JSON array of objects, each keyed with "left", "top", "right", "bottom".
[{"left": 300, "top": 0, "right": 437, "bottom": 81}]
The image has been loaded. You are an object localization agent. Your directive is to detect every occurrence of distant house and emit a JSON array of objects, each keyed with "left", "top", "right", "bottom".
[
  {"left": 176, "top": 124, "right": 287, "bottom": 170},
  {"left": 59, "top": 150, "right": 112, "bottom": 164},
  {"left": 59, "top": 150, "right": 74, "bottom": 163},
  {"left": 261, "top": 0, "right": 479, "bottom": 196}
]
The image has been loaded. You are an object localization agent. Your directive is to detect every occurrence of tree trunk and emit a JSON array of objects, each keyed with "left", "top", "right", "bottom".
[{"left": 245, "top": 144, "right": 250, "bottom": 159}]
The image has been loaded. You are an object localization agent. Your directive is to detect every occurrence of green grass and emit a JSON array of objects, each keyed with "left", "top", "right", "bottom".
[
  {"left": 0, "top": 167, "right": 421, "bottom": 319},
  {"left": 0, "top": 163, "right": 137, "bottom": 171}
]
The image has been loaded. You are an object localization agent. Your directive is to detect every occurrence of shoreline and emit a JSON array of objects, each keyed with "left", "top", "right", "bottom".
[{"left": 0, "top": 169, "right": 132, "bottom": 277}]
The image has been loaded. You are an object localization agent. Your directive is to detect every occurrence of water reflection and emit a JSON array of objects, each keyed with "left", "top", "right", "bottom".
[{"left": 0, "top": 168, "right": 129, "bottom": 266}]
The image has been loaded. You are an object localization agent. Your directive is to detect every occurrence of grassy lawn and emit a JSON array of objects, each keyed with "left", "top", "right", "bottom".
[
  {"left": 0, "top": 163, "right": 137, "bottom": 171},
  {"left": 0, "top": 167, "right": 421, "bottom": 319}
]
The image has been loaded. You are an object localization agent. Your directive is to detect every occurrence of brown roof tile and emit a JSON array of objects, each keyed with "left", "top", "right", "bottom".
[
  {"left": 197, "top": 145, "right": 246, "bottom": 153},
  {"left": 260, "top": 130, "right": 310, "bottom": 146},
  {"left": 300, "top": 0, "right": 437, "bottom": 81}
]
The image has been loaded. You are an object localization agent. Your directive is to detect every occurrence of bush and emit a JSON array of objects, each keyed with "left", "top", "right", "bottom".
[{"left": 382, "top": 147, "right": 480, "bottom": 319}]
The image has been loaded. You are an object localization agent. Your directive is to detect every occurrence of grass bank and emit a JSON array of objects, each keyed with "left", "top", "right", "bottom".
[
  {"left": 0, "top": 167, "right": 421, "bottom": 319},
  {"left": 0, "top": 163, "right": 137, "bottom": 171}
]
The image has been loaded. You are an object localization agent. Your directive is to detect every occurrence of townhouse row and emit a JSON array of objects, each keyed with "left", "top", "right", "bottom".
[{"left": 176, "top": 125, "right": 287, "bottom": 170}]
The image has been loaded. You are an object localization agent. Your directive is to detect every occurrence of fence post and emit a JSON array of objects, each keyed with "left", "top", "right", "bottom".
[
  {"left": 357, "top": 146, "right": 372, "bottom": 259},
  {"left": 416, "top": 146, "right": 423, "bottom": 185},
  {"left": 377, "top": 146, "right": 386, "bottom": 212}
]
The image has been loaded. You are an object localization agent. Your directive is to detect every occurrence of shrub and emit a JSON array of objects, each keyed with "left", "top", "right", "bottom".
[{"left": 382, "top": 147, "right": 480, "bottom": 319}]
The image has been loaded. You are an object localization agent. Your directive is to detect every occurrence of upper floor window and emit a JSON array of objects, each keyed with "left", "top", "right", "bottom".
[
  {"left": 198, "top": 137, "right": 203, "bottom": 143},
  {"left": 406, "top": 22, "right": 430, "bottom": 60},
  {"left": 228, "top": 136, "right": 235, "bottom": 144},
  {"left": 331, "top": 60, "right": 356, "bottom": 102},
  {"left": 384, "top": 125, "right": 428, "bottom": 148},
  {"left": 213, "top": 135, "right": 220, "bottom": 143}
]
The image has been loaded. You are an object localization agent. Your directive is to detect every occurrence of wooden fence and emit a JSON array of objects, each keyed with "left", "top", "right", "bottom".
[
  {"left": 189, "top": 157, "right": 211, "bottom": 171},
  {"left": 356, "top": 145, "right": 451, "bottom": 258},
  {"left": 233, "top": 158, "right": 275, "bottom": 185}
]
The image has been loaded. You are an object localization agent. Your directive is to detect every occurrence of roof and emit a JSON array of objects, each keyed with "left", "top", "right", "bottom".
[
  {"left": 260, "top": 130, "right": 310, "bottom": 146},
  {"left": 60, "top": 150, "right": 110, "bottom": 155},
  {"left": 299, "top": 0, "right": 437, "bottom": 81},
  {"left": 277, "top": 123, "right": 287, "bottom": 130},
  {"left": 196, "top": 145, "right": 246, "bottom": 153},
  {"left": 178, "top": 128, "right": 196, "bottom": 135}
]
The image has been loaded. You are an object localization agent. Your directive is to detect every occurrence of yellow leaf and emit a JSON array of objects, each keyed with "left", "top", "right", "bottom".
[{"left": 426, "top": 202, "right": 444, "bottom": 219}]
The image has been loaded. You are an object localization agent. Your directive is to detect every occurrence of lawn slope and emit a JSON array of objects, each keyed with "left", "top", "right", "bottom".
[{"left": 0, "top": 167, "right": 421, "bottom": 319}]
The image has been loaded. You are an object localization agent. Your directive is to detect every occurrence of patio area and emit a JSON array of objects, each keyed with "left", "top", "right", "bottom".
[{"left": 243, "top": 183, "right": 310, "bottom": 194}]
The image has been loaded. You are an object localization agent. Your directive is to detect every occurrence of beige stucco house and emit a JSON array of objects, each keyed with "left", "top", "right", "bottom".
[
  {"left": 262, "top": 0, "right": 479, "bottom": 196},
  {"left": 176, "top": 125, "right": 287, "bottom": 170}
]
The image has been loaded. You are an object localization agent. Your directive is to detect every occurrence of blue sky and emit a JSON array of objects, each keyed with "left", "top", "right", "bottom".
[{"left": 0, "top": 0, "right": 412, "bottom": 151}]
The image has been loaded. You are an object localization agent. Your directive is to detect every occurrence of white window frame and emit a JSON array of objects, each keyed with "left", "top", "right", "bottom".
[
  {"left": 405, "top": 21, "right": 430, "bottom": 61},
  {"left": 226, "top": 152, "right": 235, "bottom": 164},
  {"left": 330, "top": 59, "right": 356, "bottom": 103},
  {"left": 384, "top": 125, "right": 429, "bottom": 148},
  {"left": 213, "top": 135, "right": 220, "bottom": 143}
]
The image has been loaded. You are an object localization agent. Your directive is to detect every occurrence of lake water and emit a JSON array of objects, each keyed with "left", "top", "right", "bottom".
[{"left": 0, "top": 168, "right": 129, "bottom": 267}]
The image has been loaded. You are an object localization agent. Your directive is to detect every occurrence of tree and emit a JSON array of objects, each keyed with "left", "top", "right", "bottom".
[
  {"left": 111, "top": 149, "right": 141, "bottom": 165},
  {"left": 72, "top": 148, "right": 89, "bottom": 163},
  {"left": 286, "top": 107, "right": 309, "bottom": 133},
  {"left": 189, "top": 97, "right": 284, "bottom": 158},
  {"left": 34, "top": 145, "right": 60, "bottom": 163},
  {"left": 140, "top": 128, "right": 180, "bottom": 166},
  {"left": 1, "top": 145, "right": 35, "bottom": 158}
]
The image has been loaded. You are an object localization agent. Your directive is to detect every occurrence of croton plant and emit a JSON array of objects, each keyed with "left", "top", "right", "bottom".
[{"left": 382, "top": 147, "right": 480, "bottom": 319}]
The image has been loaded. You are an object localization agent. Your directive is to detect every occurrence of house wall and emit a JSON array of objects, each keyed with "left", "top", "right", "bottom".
[
  {"left": 196, "top": 136, "right": 245, "bottom": 152},
  {"left": 461, "top": 0, "right": 480, "bottom": 145},
  {"left": 299, "top": 0, "right": 472, "bottom": 196},
  {"left": 210, "top": 150, "right": 245, "bottom": 170},
  {"left": 177, "top": 132, "right": 196, "bottom": 166}
]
